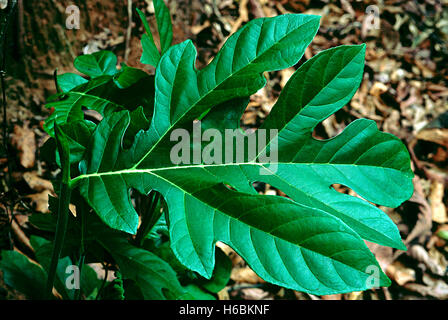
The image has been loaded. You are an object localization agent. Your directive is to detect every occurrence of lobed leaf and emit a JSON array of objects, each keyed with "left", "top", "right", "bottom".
[{"left": 58, "top": 14, "right": 414, "bottom": 295}]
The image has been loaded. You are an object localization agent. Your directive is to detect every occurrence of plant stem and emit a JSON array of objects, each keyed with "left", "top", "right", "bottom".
[
  {"left": 46, "top": 106, "right": 72, "bottom": 299},
  {"left": 74, "top": 197, "right": 87, "bottom": 300},
  {"left": 96, "top": 263, "right": 109, "bottom": 300},
  {"left": 74, "top": 253, "right": 85, "bottom": 300},
  {"left": 45, "top": 180, "right": 71, "bottom": 299},
  {"left": 53, "top": 69, "right": 61, "bottom": 94}
]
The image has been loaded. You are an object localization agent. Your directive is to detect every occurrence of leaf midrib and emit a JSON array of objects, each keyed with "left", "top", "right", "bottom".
[{"left": 72, "top": 162, "right": 409, "bottom": 187}]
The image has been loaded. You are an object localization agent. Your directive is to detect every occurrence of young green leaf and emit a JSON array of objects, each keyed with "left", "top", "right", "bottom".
[
  {"left": 58, "top": 120, "right": 95, "bottom": 165},
  {"left": 137, "top": 0, "right": 173, "bottom": 67},
  {"left": 57, "top": 73, "right": 88, "bottom": 92},
  {"left": 74, "top": 51, "right": 118, "bottom": 78},
  {"left": 153, "top": 0, "right": 173, "bottom": 54},
  {"left": 113, "top": 65, "right": 149, "bottom": 88},
  {"left": 137, "top": 8, "right": 160, "bottom": 67}
]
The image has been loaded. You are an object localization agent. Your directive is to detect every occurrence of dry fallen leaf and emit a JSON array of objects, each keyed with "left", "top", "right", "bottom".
[
  {"left": 408, "top": 245, "right": 446, "bottom": 276},
  {"left": 369, "top": 82, "right": 388, "bottom": 97},
  {"left": 26, "top": 190, "right": 51, "bottom": 213},
  {"left": 216, "top": 241, "right": 244, "bottom": 266},
  {"left": 10, "top": 122, "right": 36, "bottom": 169},
  {"left": 217, "top": 288, "right": 230, "bottom": 300},
  {"left": 428, "top": 247, "right": 448, "bottom": 273},
  {"left": 346, "top": 291, "right": 364, "bottom": 300},
  {"left": 386, "top": 261, "right": 416, "bottom": 286},
  {"left": 321, "top": 294, "right": 342, "bottom": 300},
  {"left": 240, "top": 288, "right": 272, "bottom": 300},
  {"left": 405, "top": 274, "right": 448, "bottom": 299},
  {"left": 416, "top": 128, "right": 448, "bottom": 148},
  {"left": 428, "top": 180, "right": 447, "bottom": 224},
  {"left": 279, "top": 67, "right": 295, "bottom": 88},
  {"left": 231, "top": 267, "right": 264, "bottom": 284},
  {"left": 367, "top": 242, "right": 395, "bottom": 270},
  {"left": 23, "top": 171, "right": 54, "bottom": 193},
  {"left": 11, "top": 220, "right": 33, "bottom": 253}
]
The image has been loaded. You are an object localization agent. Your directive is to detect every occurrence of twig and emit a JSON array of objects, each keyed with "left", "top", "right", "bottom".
[
  {"left": 53, "top": 69, "right": 61, "bottom": 94},
  {"left": 227, "top": 283, "right": 264, "bottom": 292},
  {"left": 10, "top": 216, "right": 33, "bottom": 252},
  {"left": 124, "top": 0, "right": 133, "bottom": 63},
  {"left": 230, "top": 0, "right": 248, "bottom": 34}
]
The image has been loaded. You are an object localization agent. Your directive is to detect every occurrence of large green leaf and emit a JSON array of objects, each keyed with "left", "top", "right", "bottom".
[
  {"left": 124, "top": 14, "right": 320, "bottom": 170},
  {"left": 75, "top": 14, "right": 321, "bottom": 232},
  {"left": 256, "top": 45, "right": 412, "bottom": 249},
  {"left": 66, "top": 14, "right": 413, "bottom": 295}
]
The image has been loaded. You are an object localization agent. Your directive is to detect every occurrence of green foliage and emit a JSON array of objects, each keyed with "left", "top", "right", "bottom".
[
  {"left": 0, "top": 236, "right": 101, "bottom": 300},
  {"left": 0, "top": 5, "right": 413, "bottom": 299},
  {"left": 73, "top": 51, "right": 118, "bottom": 78},
  {"left": 0, "top": 251, "right": 47, "bottom": 300},
  {"left": 137, "top": 0, "right": 173, "bottom": 67}
]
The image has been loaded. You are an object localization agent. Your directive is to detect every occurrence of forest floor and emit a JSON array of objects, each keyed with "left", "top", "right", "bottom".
[{"left": 1, "top": 0, "right": 448, "bottom": 300}]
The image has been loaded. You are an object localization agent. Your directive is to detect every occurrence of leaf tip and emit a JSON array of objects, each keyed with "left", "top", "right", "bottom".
[{"left": 397, "top": 241, "right": 408, "bottom": 252}]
